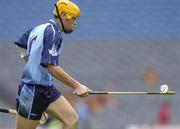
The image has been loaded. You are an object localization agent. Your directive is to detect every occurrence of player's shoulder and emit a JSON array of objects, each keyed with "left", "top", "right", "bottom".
[
  {"left": 43, "top": 24, "right": 62, "bottom": 44},
  {"left": 44, "top": 24, "right": 60, "bottom": 37}
]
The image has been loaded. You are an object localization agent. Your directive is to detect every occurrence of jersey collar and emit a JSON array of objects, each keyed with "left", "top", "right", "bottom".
[{"left": 49, "top": 19, "right": 62, "bottom": 33}]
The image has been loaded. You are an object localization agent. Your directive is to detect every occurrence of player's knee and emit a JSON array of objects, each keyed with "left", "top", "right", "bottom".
[
  {"left": 73, "top": 112, "right": 79, "bottom": 125},
  {"left": 70, "top": 112, "right": 79, "bottom": 126},
  {"left": 65, "top": 112, "right": 79, "bottom": 127}
]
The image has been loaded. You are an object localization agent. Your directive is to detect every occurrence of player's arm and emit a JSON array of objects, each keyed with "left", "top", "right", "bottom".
[
  {"left": 15, "top": 45, "right": 29, "bottom": 62},
  {"left": 22, "top": 55, "right": 29, "bottom": 62},
  {"left": 47, "top": 64, "right": 91, "bottom": 96},
  {"left": 41, "top": 26, "right": 91, "bottom": 96},
  {"left": 14, "top": 29, "right": 32, "bottom": 62}
]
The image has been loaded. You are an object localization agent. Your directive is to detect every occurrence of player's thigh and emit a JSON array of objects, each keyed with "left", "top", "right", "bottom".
[
  {"left": 45, "top": 95, "right": 78, "bottom": 124},
  {"left": 16, "top": 114, "right": 39, "bottom": 129}
]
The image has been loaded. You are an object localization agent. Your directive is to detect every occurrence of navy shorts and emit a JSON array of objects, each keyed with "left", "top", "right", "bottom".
[{"left": 16, "top": 83, "right": 61, "bottom": 120}]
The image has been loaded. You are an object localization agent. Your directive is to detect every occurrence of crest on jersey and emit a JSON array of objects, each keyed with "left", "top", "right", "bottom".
[{"left": 48, "top": 43, "right": 59, "bottom": 56}]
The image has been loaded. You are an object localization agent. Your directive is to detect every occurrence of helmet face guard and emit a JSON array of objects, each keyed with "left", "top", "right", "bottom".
[{"left": 55, "top": 4, "right": 66, "bottom": 32}]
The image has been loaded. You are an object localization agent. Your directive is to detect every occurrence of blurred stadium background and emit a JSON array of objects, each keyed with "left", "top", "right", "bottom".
[{"left": 0, "top": 0, "right": 179, "bottom": 129}]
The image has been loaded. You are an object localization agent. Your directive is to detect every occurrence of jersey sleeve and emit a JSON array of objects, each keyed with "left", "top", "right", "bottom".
[
  {"left": 14, "top": 29, "right": 32, "bottom": 49},
  {"left": 40, "top": 26, "right": 62, "bottom": 67}
]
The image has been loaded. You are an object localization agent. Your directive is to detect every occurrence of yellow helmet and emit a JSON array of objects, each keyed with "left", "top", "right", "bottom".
[{"left": 53, "top": 0, "right": 80, "bottom": 19}]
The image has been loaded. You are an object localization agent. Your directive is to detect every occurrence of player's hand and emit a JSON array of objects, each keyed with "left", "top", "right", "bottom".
[{"left": 73, "top": 84, "right": 91, "bottom": 97}]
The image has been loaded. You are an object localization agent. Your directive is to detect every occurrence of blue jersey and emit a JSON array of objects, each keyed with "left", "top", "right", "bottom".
[{"left": 15, "top": 19, "right": 63, "bottom": 87}]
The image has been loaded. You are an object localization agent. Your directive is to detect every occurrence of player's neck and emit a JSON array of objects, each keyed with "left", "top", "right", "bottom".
[{"left": 55, "top": 18, "right": 63, "bottom": 32}]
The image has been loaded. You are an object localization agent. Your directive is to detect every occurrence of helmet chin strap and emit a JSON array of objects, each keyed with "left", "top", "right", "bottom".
[
  {"left": 55, "top": 4, "right": 73, "bottom": 34},
  {"left": 55, "top": 4, "right": 65, "bottom": 32}
]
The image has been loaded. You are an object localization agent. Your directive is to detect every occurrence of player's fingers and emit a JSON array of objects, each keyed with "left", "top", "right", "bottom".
[
  {"left": 78, "top": 94, "right": 88, "bottom": 97},
  {"left": 80, "top": 89, "right": 89, "bottom": 95},
  {"left": 74, "top": 90, "right": 88, "bottom": 97},
  {"left": 76, "top": 92, "right": 88, "bottom": 97}
]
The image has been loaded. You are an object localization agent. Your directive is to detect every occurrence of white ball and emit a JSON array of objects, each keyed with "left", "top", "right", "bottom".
[{"left": 160, "top": 84, "right": 169, "bottom": 92}]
